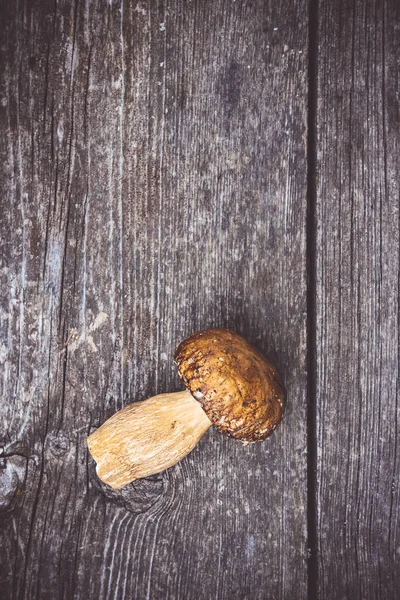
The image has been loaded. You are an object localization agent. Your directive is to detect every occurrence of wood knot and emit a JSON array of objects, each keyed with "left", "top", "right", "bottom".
[
  {"left": 48, "top": 432, "right": 70, "bottom": 457},
  {"left": 94, "top": 472, "right": 165, "bottom": 515}
]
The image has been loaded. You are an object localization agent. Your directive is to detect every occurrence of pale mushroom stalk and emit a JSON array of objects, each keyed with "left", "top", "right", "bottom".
[
  {"left": 88, "top": 328, "right": 286, "bottom": 490},
  {"left": 87, "top": 390, "right": 212, "bottom": 489}
]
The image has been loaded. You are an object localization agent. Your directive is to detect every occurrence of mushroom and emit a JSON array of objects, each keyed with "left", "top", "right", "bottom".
[{"left": 87, "top": 328, "right": 286, "bottom": 489}]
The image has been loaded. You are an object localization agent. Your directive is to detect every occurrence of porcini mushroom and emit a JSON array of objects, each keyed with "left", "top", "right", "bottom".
[{"left": 87, "top": 328, "right": 285, "bottom": 489}]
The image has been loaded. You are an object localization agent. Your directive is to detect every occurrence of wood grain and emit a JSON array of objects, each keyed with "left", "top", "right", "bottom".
[
  {"left": 315, "top": 0, "right": 400, "bottom": 597},
  {"left": 0, "top": 1, "right": 309, "bottom": 599}
]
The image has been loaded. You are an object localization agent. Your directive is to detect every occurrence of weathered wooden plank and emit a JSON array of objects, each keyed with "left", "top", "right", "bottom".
[
  {"left": 0, "top": 1, "right": 309, "bottom": 598},
  {"left": 316, "top": 0, "right": 400, "bottom": 597}
]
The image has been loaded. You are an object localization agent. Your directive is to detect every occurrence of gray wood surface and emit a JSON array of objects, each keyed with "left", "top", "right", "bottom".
[
  {"left": 315, "top": 0, "right": 400, "bottom": 598},
  {"left": 0, "top": 1, "right": 309, "bottom": 599}
]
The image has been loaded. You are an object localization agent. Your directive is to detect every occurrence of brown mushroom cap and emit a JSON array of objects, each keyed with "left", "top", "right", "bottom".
[{"left": 174, "top": 328, "right": 286, "bottom": 442}]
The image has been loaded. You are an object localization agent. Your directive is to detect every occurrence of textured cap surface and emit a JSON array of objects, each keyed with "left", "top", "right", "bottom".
[{"left": 174, "top": 328, "right": 286, "bottom": 442}]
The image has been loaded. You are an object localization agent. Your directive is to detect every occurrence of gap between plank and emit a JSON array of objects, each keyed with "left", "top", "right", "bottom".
[{"left": 307, "top": 0, "right": 319, "bottom": 597}]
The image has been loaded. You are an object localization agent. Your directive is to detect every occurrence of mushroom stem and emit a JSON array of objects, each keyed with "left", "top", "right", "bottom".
[{"left": 87, "top": 390, "right": 212, "bottom": 489}]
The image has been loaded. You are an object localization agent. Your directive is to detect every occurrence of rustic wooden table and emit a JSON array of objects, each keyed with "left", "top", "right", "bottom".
[{"left": 0, "top": 1, "right": 399, "bottom": 598}]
